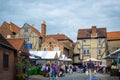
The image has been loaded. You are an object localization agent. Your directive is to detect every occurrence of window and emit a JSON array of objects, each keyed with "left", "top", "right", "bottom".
[
  {"left": 3, "top": 54, "right": 9, "bottom": 68},
  {"left": 83, "top": 39, "right": 87, "bottom": 45},
  {"left": 24, "top": 28, "right": 28, "bottom": 32},
  {"left": 25, "top": 38, "right": 29, "bottom": 43},
  {"left": 98, "top": 49, "right": 101, "bottom": 55},
  {"left": 87, "top": 49, "right": 90, "bottom": 55},
  {"left": 83, "top": 49, "right": 90, "bottom": 55},
  {"left": 78, "top": 56, "right": 80, "bottom": 61},
  {"left": 98, "top": 38, "right": 101, "bottom": 45}
]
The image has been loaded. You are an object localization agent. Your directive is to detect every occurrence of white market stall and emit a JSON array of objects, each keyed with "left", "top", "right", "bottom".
[
  {"left": 29, "top": 51, "right": 61, "bottom": 64},
  {"left": 59, "top": 54, "right": 72, "bottom": 62},
  {"left": 83, "top": 58, "right": 101, "bottom": 62}
]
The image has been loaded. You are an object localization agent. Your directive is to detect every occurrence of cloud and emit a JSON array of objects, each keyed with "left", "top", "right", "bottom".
[{"left": 0, "top": 0, "right": 120, "bottom": 41}]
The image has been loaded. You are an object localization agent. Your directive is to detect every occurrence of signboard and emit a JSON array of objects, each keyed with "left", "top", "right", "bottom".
[{"left": 25, "top": 44, "right": 32, "bottom": 50}]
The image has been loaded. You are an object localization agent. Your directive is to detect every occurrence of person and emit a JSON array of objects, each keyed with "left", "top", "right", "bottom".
[
  {"left": 65, "top": 64, "right": 68, "bottom": 73},
  {"left": 36, "top": 64, "right": 40, "bottom": 74},
  {"left": 42, "top": 64, "right": 46, "bottom": 77},
  {"left": 87, "top": 60, "right": 95, "bottom": 73},
  {"left": 53, "top": 62, "right": 59, "bottom": 80}
]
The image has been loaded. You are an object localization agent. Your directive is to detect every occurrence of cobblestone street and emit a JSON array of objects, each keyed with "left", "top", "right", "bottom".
[{"left": 29, "top": 72, "right": 119, "bottom": 80}]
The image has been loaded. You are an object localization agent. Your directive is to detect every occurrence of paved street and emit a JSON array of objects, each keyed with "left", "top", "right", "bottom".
[{"left": 29, "top": 72, "right": 119, "bottom": 80}]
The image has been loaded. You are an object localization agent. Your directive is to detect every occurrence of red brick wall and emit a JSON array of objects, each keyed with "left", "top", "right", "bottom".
[{"left": 0, "top": 45, "right": 15, "bottom": 80}]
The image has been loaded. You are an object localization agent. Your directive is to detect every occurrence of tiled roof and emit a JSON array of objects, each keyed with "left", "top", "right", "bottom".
[
  {"left": 0, "top": 21, "right": 20, "bottom": 33},
  {"left": 10, "top": 22, "right": 21, "bottom": 33},
  {"left": 77, "top": 27, "right": 106, "bottom": 39},
  {"left": 31, "top": 25, "right": 41, "bottom": 36},
  {"left": 107, "top": 31, "right": 120, "bottom": 41},
  {"left": 47, "top": 34, "right": 73, "bottom": 42},
  {"left": 0, "top": 34, "right": 15, "bottom": 49},
  {"left": 7, "top": 38, "right": 29, "bottom": 54}
]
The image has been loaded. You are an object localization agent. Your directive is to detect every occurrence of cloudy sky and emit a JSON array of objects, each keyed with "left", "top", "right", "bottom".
[{"left": 0, "top": 0, "right": 120, "bottom": 42}]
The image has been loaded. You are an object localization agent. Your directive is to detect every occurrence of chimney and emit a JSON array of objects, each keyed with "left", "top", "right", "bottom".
[
  {"left": 41, "top": 21, "right": 46, "bottom": 43},
  {"left": 92, "top": 26, "right": 97, "bottom": 37}
]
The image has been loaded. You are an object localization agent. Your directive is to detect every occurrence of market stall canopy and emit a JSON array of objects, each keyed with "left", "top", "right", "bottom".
[
  {"left": 29, "top": 51, "right": 61, "bottom": 60},
  {"left": 109, "top": 49, "right": 120, "bottom": 56},
  {"left": 59, "top": 54, "right": 72, "bottom": 61},
  {"left": 83, "top": 58, "right": 101, "bottom": 62},
  {"left": 29, "top": 54, "right": 41, "bottom": 59},
  {"left": 104, "top": 49, "right": 120, "bottom": 59}
]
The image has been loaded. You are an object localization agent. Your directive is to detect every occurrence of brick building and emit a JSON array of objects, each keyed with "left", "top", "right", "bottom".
[
  {"left": 0, "top": 34, "right": 16, "bottom": 80},
  {"left": 46, "top": 34, "right": 73, "bottom": 58}
]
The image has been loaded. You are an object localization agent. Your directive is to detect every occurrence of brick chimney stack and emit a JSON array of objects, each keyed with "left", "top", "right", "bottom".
[
  {"left": 92, "top": 26, "right": 97, "bottom": 36},
  {"left": 41, "top": 21, "right": 46, "bottom": 43}
]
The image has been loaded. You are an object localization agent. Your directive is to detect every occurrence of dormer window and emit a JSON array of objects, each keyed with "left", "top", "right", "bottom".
[{"left": 7, "top": 35, "right": 11, "bottom": 38}]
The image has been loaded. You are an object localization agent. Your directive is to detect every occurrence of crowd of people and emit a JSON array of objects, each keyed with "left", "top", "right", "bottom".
[
  {"left": 29, "top": 60, "right": 108, "bottom": 80},
  {"left": 29, "top": 61, "right": 74, "bottom": 80}
]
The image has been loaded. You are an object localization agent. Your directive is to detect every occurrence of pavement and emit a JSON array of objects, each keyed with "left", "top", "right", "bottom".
[
  {"left": 29, "top": 72, "right": 119, "bottom": 80},
  {"left": 93, "top": 73, "right": 119, "bottom": 80}
]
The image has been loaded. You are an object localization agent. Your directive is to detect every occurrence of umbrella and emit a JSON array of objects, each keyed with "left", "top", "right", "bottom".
[{"left": 83, "top": 58, "right": 101, "bottom": 62}]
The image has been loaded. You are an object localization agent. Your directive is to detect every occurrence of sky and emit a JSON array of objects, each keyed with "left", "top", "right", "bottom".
[{"left": 0, "top": 0, "right": 120, "bottom": 42}]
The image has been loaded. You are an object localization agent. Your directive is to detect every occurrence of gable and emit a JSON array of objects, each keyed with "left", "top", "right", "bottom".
[{"left": 16, "top": 23, "right": 38, "bottom": 37}]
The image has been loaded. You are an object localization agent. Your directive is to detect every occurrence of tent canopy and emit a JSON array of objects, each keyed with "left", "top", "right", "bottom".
[
  {"left": 83, "top": 58, "right": 101, "bottom": 62},
  {"left": 59, "top": 54, "right": 72, "bottom": 61},
  {"left": 30, "top": 51, "right": 61, "bottom": 60}
]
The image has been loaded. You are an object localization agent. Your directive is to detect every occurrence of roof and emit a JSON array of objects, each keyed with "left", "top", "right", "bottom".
[
  {"left": 47, "top": 34, "right": 73, "bottom": 42},
  {"left": 31, "top": 25, "right": 41, "bottom": 36},
  {"left": 0, "top": 21, "right": 20, "bottom": 33},
  {"left": 107, "top": 31, "right": 120, "bottom": 41},
  {"left": 23, "top": 23, "right": 41, "bottom": 36},
  {"left": 7, "top": 38, "right": 29, "bottom": 54},
  {"left": 45, "top": 37, "right": 69, "bottom": 49},
  {"left": 10, "top": 22, "right": 21, "bottom": 33},
  {"left": 0, "top": 34, "right": 15, "bottom": 49},
  {"left": 77, "top": 27, "right": 107, "bottom": 39},
  {"left": 30, "top": 51, "right": 61, "bottom": 59},
  {"left": 72, "top": 42, "right": 76, "bottom": 48}
]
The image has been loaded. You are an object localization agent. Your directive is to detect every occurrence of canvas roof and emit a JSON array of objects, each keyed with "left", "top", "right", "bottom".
[
  {"left": 83, "top": 58, "right": 101, "bottom": 62},
  {"left": 30, "top": 51, "right": 61, "bottom": 59}
]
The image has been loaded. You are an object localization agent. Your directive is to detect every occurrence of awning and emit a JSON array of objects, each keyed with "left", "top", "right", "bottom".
[
  {"left": 29, "top": 51, "right": 61, "bottom": 60},
  {"left": 104, "top": 49, "right": 120, "bottom": 59},
  {"left": 29, "top": 54, "right": 41, "bottom": 59},
  {"left": 83, "top": 58, "right": 101, "bottom": 62}
]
